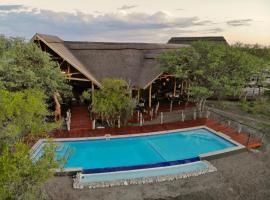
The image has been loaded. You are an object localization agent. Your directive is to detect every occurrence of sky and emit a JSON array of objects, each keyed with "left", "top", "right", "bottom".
[{"left": 0, "top": 0, "right": 270, "bottom": 45}]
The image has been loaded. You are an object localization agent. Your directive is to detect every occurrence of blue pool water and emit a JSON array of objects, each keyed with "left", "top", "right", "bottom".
[{"left": 33, "top": 128, "right": 236, "bottom": 170}]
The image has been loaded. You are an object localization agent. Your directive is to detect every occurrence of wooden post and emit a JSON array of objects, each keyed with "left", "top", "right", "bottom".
[
  {"left": 206, "top": 110, "right": 210, "bottom": 119},
  {"left": 150, "top": 108, "right": 153, "bottom": 121},
  {"left": 148, "top": 84, "right": 152, "bottom": 108},
  {"left": 67, "top": 65, "right": 71, "bottom": 78},
  {"left": 181, "top": 110, "right": 185, "bottom": 122},
  {"left": 173, "top": 78, "right": 176, "bottom": 96},
  {"left": 181, "top": 81, "right": 184, "bottom": 95},
  {"left": 140, "top": 113, "right": 143, "bottom": 126},
  {"left": 193, "top": 110, "right": 197, "bottom": 120},
  {"left": 91, "top": 81, "right": 94, "bottom": 96},
  {"left": 118, "top": 116, "right": 121, "bottom": 128},
  {"left": 170, "top": 100, "right": 173, "bottom": 112},
  {"left": 160, "top": 112, "right": 163, "bottom": 124},
  {"left": 238, "top": 124, "right": 242, "bottom": 133},
  {"left": 187, "top": 81, "right": 190, "bottom": 102},
  {"left": 92, "top": 119, "right": 96, "bottom": 130}
]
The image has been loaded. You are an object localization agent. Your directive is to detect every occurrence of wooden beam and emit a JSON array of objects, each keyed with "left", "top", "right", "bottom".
[
  {"left": 148, "top": 84, "right": 152, "bottom": 108},
  {"left": 64, "top": 72, "right": 82, "bottom": 76},
  {"left": 67, "top": 65, "right": 71, "bottom": 78},
  {"left": 59, "top": 60, "right": 65, "bottom": 67},
  {"left": 91, "top": 82, "right": 95, "bottom": 104},
  {"left": 66, "top": 77, "right": 91, "bottom": 82}
]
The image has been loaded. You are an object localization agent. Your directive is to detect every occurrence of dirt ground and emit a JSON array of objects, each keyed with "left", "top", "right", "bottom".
[{"left": 43, "top": 133, "right": 270, "bottom": 200}]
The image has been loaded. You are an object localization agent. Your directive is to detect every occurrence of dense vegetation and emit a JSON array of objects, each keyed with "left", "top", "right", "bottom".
[
  {"left": 0, "top": 36, "right": 71, "bottom": 96},
  {"left": 159, "top": 41, "right": 270, "bottom": 111},
  {"left": 92, "top": 78, "right": 136, "bottom": 127},
  {"left": 0, "top": 36, "right": 70, "bottom": 200}
]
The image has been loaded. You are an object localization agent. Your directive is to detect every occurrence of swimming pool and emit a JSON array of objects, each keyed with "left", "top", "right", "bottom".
[{"left": 32, "top": 127, "right": 243, "bottom": 172}]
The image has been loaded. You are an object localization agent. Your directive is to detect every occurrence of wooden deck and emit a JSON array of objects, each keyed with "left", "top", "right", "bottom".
[
  {"left": 70, "top": 105, "right": 92, "bottom": 131},
  {"left": 128, "top": 102, "right": 196, "bottom": 123},
  {"left": 51, "top": 117, "right": 262, "bottom": 149}
]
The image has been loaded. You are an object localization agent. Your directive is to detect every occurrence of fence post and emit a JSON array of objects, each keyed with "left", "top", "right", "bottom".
[
  {"left": 170, "top": 100, "right": 173, "bottom": 112},
  {"left": 206, "top": 110, "right": 210, "bottom": 118},
  {"left": 160, "top": 112, "right": 163, "bottom": 124},
  {"left": 92, "top": 119, "right": 96, "bottom": 130},
  {"left": 238, "top": 124, "right": 242, "bottom": 133},
  {"left": 118, "top": 116, "right": 121, "bottom": 128},
  {"left": 137, "top": 111, "right": 140, "bottom": 122},
  {"left": 228, "top": 120, "right": 231, "bottom": 127},
  {"left": 181, "top": 110, "right": 185, "bottom": 122},
  {"left": 246, "top": 133, "right": 251, "bottom": 146},
  {"left": 193, "top": 110, "right": 197, "bottom": 120},
  {"left": 150, "top": 108, "right": 153, "bottom": 121},
  {"left": 198, "top": 110, "right": 201, "bottom": 118},
  {"left": 139, "top": 113, "right": 143, "bottom": 126}
]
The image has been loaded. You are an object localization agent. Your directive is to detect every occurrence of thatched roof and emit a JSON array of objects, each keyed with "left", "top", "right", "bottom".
[
  {"left": 33, "top": 33, "right": 188, "bottom": 89},
  {"left": 168, "top": 36, "right": 228, "bottom": 45}
]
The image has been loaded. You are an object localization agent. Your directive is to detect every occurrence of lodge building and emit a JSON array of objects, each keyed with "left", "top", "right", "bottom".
[{"left": 32, "top": 33, "right": 227, "bottom": 108}]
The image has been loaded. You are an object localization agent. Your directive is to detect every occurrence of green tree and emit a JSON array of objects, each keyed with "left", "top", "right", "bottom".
[
  {"left": 0, "top": 141, "right": 58, "bottom": 200},
  {"left": 158, "top": 45, "right": 212, "bottom": 110},
  {"left": 0, "top": 35, "right": 68, "bottom": 200},
  {"left": 158, "top": 41, "right": 266, "bottom": 111},
  {"left": 0, "top": 89, "right": 58, "bottom": 145},
  {"left": 0, "top": 37, "right": 71, "bottom": 97},
  {"left": 233, "top": 43, "right": 270, "bottom": 98},
  {"left": 92, "top": 78, "right": 136, "bottom": 127}
]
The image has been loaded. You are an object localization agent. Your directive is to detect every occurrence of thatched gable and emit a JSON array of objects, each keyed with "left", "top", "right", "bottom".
[{"left": 33, "top": 33, "right": 188, "bottom": 89}]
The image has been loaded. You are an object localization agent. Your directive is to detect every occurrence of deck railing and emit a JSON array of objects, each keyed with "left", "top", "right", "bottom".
[
  {"left": 140, "top": 106, "right": 266, "bottom": 146},
  {"left": 203, "top": 107, "right": 266, "bottom": 146}
]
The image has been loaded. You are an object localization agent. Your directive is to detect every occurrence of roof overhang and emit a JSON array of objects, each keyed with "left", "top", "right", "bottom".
[{"left": 32, "top": 33, "right": 101, "bottom": 87}]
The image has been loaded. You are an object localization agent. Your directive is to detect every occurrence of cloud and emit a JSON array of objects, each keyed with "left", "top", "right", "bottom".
[
  {"left": 176, "top": 8, "right": 184, "bottom": 11},
  {"left": 118, "top": 5, "right": 138, "bottom": 10},
  {"left": 0, "top": 6, "right": 223, "bottom": 42},
  {"left": 0, "top": 4, "right": 23, "bottom": 11},
  {"left": 200, "top": 28, "right": 223, "bottom": 34},
  {"left": 227, "top": 19, "right": 253, "bottom": 26}
]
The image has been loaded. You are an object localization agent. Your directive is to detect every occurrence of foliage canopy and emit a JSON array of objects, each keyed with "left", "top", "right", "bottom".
[
  {"left": 0, "top": 36, "right": 71, "bottom": 97},
  {"left": 158, "top": 41, "right": 268, "bottom": 110},
  {"left": 0, "top": 89, "right": 59, "bottom": 144},
  {"left": 92, "top": 78, "right": 136, "bottom": 127},
  {"left": 0, "top": 142, "right": 58, "bottom": 200}
]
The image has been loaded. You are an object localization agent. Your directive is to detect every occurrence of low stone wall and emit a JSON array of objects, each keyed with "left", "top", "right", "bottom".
[{"left": 73, "top": 161, "right": 217, "bottom": 189}]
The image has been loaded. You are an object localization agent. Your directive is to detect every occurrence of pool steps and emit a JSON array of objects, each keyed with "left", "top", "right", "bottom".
[{"left": 31, "top": 143, "right": 72, "bottom": 163}]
